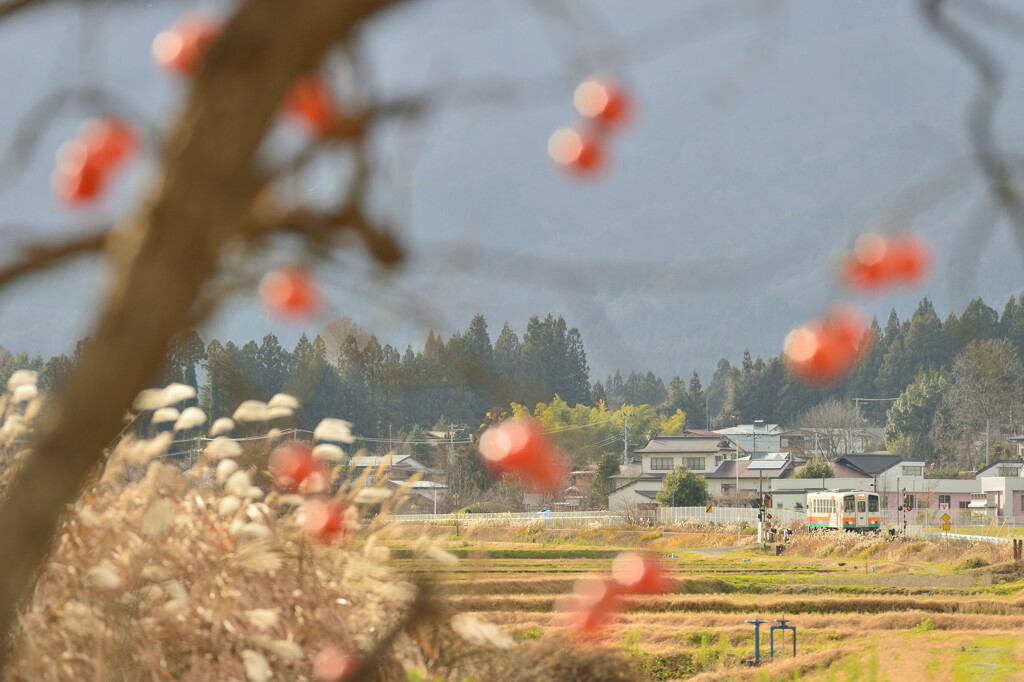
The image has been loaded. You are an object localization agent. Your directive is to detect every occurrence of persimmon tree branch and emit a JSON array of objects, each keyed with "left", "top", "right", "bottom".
[
  {"left": 0, "top": 226, "right": 108, "bottom": 289},
  {"left": 0, "top": 0, "right": 48, "bottom": 21},
  {"left": 0, "top": 0, "right": 409, "bottom": 663},
  {"left": 922, "top": 0, "right": 1024, "bottom": 256}
]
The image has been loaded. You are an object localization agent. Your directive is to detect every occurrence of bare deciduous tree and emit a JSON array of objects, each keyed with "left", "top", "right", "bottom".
[
  {"left": 796, "top": 398, "right": 865, "bottom": 460},
  {"left": 930, "top": 339, "right": 1024, "bottom": 469}
]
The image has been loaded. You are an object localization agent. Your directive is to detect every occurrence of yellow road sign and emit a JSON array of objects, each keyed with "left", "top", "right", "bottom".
[
  {"left": 706, "top": 504, "right": 712, "bottom": 513},
  {"left": 941, "top": 513, "right": 951, "bottom": 523},
  {"left": 942, "top": 522, "right": 951, "bottom": 531}
]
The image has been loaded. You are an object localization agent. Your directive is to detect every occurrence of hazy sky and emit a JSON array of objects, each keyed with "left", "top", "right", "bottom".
[{"left": 0, "top": 0, "right": 1022, "bottom": 380}]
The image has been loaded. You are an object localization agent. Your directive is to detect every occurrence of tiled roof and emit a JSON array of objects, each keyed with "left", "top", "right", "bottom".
[
  {"left": 705, "top": 458, "right": 793, "bottom": 479},
  {"left": 830, "top": 462, "right": 871, "bottom": 478},
  {"left": 835, "top": 454, "right": 906, "bottom": 476},
  {"left": 975, "top": 460, "right": 1024, "bottom": 477},
  {"left": 636, "top": 436, "right": 730, "bottom": 454}
]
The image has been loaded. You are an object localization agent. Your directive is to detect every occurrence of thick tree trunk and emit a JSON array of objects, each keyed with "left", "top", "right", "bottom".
[{"left": 0, "top": 0, "right": 402, "bottom": 663}]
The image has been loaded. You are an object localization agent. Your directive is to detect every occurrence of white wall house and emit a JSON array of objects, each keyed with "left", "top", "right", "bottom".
[
  {"left": 608, "top": 435, "right": 732, "bottom": 510},
  {"left": 636, "top": 435, "right": 732, "bottom": 475}
]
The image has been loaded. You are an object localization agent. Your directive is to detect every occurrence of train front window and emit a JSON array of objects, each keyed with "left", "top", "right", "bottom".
[
  {"left": 868, "top": 496, "right": 879, "bottom": 512},
  {"left": 843, "top": 496, "right": 854, "bottom": 513},
  {"left": 857, "top": 500, "right": 866, "bottom": 513}
]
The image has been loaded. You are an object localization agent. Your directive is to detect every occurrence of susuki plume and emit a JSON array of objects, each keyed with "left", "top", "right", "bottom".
[
  {"left": 267, "top": 393, "right": 300, "bottom": 410},
  {"left": 210, "top": 417, "right": 235, "bottom": 436},
  {"left": 314, "top": 418, "right": 355, "bottom": 444},
  {"left": 134, "top": 383, "right": 196, "bottom": 410},
  {"left": 174, "top": 406, "right": 207, "bottom": 431},
  {"left": 205, "top": 437, "right": 242, "bottom": 460},
  {"left": 233, "top": 400, "right": 268, "bottom": 422},
  {"left": 152, "top": 407, "right": 180, "bottom": 424}
]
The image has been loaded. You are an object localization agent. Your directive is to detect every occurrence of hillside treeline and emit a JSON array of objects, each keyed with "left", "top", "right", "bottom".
[
  {"left": 2, "top": 296, "right": 1022, "bottom": 454},
  {"left": 703, "top": 296, "right": 1024, "bottom": 428}
]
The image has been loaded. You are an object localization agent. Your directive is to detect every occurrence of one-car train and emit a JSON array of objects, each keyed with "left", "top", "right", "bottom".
[{"left": 806, "top": 490, "right": 881, "bottom": 532}]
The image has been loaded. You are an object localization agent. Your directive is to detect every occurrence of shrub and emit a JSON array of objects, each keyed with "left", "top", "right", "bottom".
[
  {"left": 639, "top": 529, "right": 663, "bottom": 542},
  {"left": 686, "top": 630, "right": 719, "bottom": 647},
  {"left": 958, "top": 555, "right": 990, "bottom": 570},
  {"left": 912, "top": 617, "right": 936, "bottom": 632}
]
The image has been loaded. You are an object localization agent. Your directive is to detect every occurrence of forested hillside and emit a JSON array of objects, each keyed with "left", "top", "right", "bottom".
[{"left": 3, "top": 295, "right": 1023, "bottom": 459}]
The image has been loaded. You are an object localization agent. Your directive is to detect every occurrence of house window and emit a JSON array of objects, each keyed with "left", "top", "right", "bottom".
[
  {"left": 959, "top": 501, "right": 969, "bottom": 509},
  {"left": 680, "top": 457, "right": 705, "bottom": 470},
  {"left": 998, "top": 466, "right": 1018, "bottom": 477},
  {"left": 938, "top": 495, "right": 951, "bottom": 508},
  {"left": 721, "top": 484, "right": 734, "bottom": 493},
  {"left": 650, "top": 457, "right": 673, "bottom": 470},
  {"left": 905, "top": 494, "right": 916, "bottom": 509},
  {"left": 902, "top": 466, "right": 923, "bottom": 476}
]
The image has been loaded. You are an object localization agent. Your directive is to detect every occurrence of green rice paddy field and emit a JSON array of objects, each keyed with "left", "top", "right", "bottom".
[{"left": 384, "top": 523, "right": 1024, "bottom": 681}]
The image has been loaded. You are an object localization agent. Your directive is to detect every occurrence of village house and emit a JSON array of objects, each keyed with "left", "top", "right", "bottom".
[
  {"left": 714, "top": 421, "right": 781, "bottom": 455},
  {"left": 704, "top": 455, "right": 795, "bottom": 500},
  {"left": 608, "top": 434, "right": 732, "bottom": 508}
]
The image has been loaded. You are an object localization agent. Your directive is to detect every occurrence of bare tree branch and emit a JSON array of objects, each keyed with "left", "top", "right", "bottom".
[
  {"left": 922, "top": 0, "right": 1024, "bottom": 257},
  {"left": 0, "top": 0, "right": 49, "bottom": 22},
  {"left": 0, "top": 226, "right": 108, "bottom": 289}
]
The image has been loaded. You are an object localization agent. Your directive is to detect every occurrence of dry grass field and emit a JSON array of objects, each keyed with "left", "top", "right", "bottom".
[
  {"left": 382, "top": 522, "right": 1024, "bottom": 681},
  {"left": 4, "top": 423, "right": 1023, "bottom": 681}
]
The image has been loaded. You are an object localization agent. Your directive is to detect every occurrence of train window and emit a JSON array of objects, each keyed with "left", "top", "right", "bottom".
[
  {"left": 857, "top": 500, "right": 866, "bottom": 513},
  {"left": 843, "top": 496, "right": 854, "bottom": 512},
  {"left": 868, "top": 496, "right": 879, "bottom": 512}
]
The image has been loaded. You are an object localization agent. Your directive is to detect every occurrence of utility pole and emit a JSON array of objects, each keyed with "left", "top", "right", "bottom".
[
  {"left": 851, "top": 397, "right": 898, "bottom": 428},
  {"left": 986, "top": 419, "right": 990, "bottom": 467},
  {"left": 622, "top": 411, "right": 633, "bottom": 467},
  {"left": 448, "top": 423, "right": 458, "bottom": 465},
  {"left": 735, "top": 439, "right": 740, "bottom": 504}
]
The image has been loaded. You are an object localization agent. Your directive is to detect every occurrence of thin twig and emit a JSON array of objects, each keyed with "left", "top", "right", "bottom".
[
  {"left": 0, "top": 227, "right": 108, "bottom": 289},
  {"left": 921, "top": 0, "right": 1024, "bottom": 258},
  {"left": 0, "top": 0, "right": 48, "bottom": 21}
]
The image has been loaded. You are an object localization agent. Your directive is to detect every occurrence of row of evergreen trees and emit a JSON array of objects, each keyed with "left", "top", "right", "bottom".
[
  {"left": 177, "top": 313, "right": 591, "bottom": 440},
  {"left": 703, "top": 296, "right": 1024, "bottom": 426},
  {"left": 3, "top": 295, "right": 1022, "bottom": 443}
]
